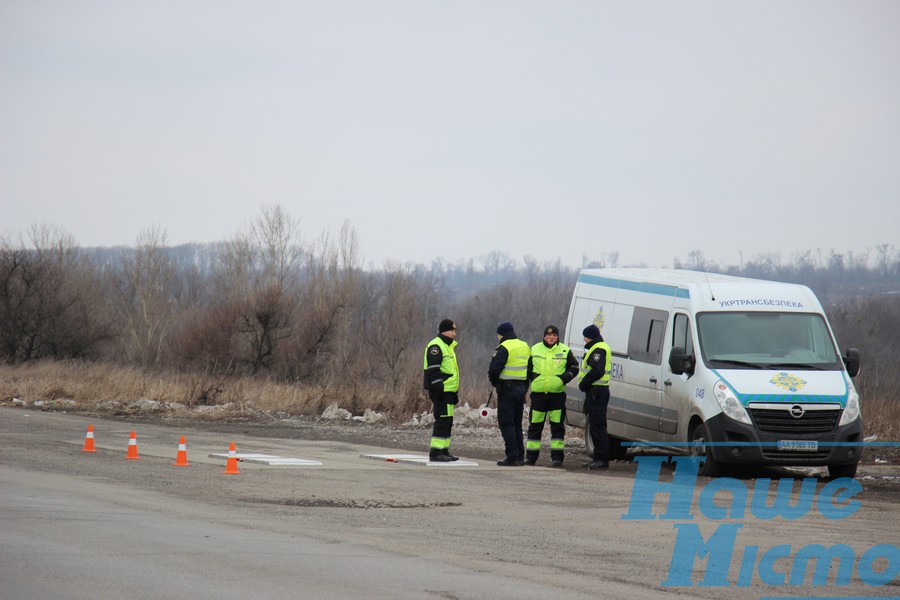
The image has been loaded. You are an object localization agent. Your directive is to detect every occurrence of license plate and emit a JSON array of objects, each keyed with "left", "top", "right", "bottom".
[{"left": 777, "top": 440, "right": 818, "bottom": 452}]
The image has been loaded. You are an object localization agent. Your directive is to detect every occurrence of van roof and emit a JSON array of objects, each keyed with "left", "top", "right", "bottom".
[
  {"left": 577, "top": 268, "right": 822, "bottom": 312},
  {"left": 578, "top": 268, "right": 764, "bottom": 286}
]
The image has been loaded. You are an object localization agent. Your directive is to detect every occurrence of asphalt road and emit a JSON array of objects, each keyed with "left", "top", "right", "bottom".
[{"left": 1, "top": 407, "right": 898, "bottom": 600}]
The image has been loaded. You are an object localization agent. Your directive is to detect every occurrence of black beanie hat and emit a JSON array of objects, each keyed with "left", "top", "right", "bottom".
[
  {"left": 496, "top": 322, "right": 515, "bottom": 337},
  {"left": 544, "top": 325, "right": 560, "bottom": 337},
  {"left": 582, "top": 324, "right": 600, "bottom": 339},
  {"left": 439, "top": 319, "right": 456, "bottom": 333}
]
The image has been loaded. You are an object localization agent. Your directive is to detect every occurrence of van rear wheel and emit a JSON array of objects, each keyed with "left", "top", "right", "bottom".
[
  {"left": 583, "top": 423, "right": 627, "bottom": 460},
  {"left": 609, "top": 436, "right": 627, "bottom": 461},
  {"left": 689, "top": 423, "right": 722, "bottom": 477},
  {"left": 584, "top": 423, "right": 595, "bottom": 457}
]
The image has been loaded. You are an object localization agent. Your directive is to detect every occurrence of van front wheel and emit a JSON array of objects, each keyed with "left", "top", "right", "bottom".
[{"left": 690, "top": 423, "right": 723, "bottom": 477}]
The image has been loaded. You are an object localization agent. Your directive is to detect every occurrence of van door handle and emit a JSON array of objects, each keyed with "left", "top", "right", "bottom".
[
  {"left": 664, "top": 379, "right": 672, "bottom": 387},
  {"left": 649, "top": 377, "right": 657, "bottom": 384}
]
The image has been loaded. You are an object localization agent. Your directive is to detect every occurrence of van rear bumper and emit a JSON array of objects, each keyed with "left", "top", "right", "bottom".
[{"left": 704, "top": 412, "right": 864, "bottom": 467}]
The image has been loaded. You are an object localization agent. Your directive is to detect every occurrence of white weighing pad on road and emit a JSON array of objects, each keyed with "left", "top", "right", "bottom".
[
  {"left": 208, "top": 452, "right": 322, "bottom": 466},
  {"left": 360, "top": 453, "right": 479, "bottom": 467}
]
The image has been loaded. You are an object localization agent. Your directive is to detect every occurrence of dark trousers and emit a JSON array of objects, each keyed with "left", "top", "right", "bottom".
[
  {"left": 496, "top": 381, "right": 527, "bottom": 461},
  {"left": 526, "top": 391, "right": 567, "bottom": 462},
  {"left": 585, "top": 386, "right": 610, "bottom": 461},
  {"left": 429, "top": 390, "right": 457, "bottom": 457}
]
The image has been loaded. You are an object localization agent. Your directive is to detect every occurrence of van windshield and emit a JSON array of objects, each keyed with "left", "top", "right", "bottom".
[{"left": 696, "top": 312, "right": 842, "bottom": 370}]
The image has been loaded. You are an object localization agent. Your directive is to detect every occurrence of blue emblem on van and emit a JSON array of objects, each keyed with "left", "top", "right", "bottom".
[
  {"left": 770, "top": 372, "right": 807, "bottom": 392},
  {"left": 593, "top": 307, "right": 605, "bottom": 332}
]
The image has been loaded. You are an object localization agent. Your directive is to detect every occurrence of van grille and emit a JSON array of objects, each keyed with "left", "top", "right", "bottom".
[
  {"left": 749, "top": 407, "right": 840, "bottom": 435},
  {"left": 760, "top": 449, "right": 832, "bottom": 461}
]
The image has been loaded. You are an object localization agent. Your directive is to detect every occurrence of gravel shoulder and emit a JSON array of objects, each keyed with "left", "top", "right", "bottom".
[{"left": 22, "top": 401, "right": 898, "bottom": 496}]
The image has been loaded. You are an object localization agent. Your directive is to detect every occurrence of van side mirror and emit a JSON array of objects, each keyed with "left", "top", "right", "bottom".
[
  {"left": 843, "top": 347, "right": 861, "bottom": 378},
  {"left": 669, "top": 346, "right": 695, "bottom": 376}
]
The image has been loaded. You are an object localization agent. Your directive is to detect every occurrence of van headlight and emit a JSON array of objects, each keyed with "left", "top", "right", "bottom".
[
  {"left": 839, "top": 385, "right": 860, "bottom": 426},
  {"left": 714, "top": 380, "right": 752, "bottom": 425}
]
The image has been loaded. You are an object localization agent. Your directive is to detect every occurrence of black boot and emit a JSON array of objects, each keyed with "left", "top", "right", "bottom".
[{"left": 550, "top": 452, "right": 563, "bottom": 467}]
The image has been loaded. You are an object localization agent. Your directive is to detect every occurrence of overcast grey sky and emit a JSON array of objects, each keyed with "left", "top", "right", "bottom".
[{"left": 2, "top": 1, "right": 898, "bottom": 269}]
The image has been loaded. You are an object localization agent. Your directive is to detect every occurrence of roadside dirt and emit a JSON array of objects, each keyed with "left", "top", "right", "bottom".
[{"left": 17, "top": 401, "right": 898, "bottom": 497}]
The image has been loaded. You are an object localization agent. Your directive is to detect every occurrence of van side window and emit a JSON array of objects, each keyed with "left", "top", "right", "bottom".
[
  {"left": 672, "top": 313, "right": 694, "bottom": 355},
  {"left": 627, "top": 308, "right": 668, "bottom": 365}
]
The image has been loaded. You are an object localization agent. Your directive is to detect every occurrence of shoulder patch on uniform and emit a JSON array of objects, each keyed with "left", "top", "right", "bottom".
[
  {"left": 429, "top": 346, "right": 440, "bottom": 355},
  {"left": 590, "top": 353, "right": 602, "bottom": 363}
]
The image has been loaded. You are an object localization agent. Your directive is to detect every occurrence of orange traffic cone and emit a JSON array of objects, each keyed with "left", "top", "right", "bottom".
[
  {"left": 223, "top": 442, "right": 240, "bottom": 474},
  {"left": 81, "top": 424, "right": 96, "bottom": 453},
  {"left": 172, "top": 436, "right": 190, "bottom": 467},
  {"left": 125, "top": 430, "right": 141, "bottom": 460}
]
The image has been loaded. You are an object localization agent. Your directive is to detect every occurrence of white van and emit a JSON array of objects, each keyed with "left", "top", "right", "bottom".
[{"left": 563, "top": 268, "right": 863, "bottom": 478}]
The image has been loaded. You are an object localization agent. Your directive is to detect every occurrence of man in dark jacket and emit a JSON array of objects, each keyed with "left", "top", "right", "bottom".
[
  {"left": 578, "top": 324, "right": 612, "bottom": 470},
  {"left": 488, "top": 322, "right": 531, "bottom": 466},
  {"left": 423, "top": 319, "right": 460, "bottom": 462}
]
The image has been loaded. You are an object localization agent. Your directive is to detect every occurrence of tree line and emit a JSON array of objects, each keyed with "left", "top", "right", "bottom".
[{"left": 1, "top": 206, "right": 898, "bottom": 411}]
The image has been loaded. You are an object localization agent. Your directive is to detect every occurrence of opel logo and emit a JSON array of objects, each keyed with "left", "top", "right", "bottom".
[{"left": 789, "top": 405, "right": 805, "bottom": 419}]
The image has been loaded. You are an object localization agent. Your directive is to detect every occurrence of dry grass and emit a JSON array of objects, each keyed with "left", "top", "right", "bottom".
[
  {"left": 858, "top": 370, "right": 900, "bottom": 441},
  {"left": 0, "top": 360, "right": 433, "bottom": 421},
  {"left": 1, "top": 361, "right": 897, "bottom": 440}
]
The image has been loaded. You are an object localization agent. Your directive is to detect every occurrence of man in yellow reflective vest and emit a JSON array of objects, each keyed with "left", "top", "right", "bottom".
[
  {"left": 488, "top": 322, "right": 531, "bottom": 466},
  {"left": 423, "top": 319, "right": 460, "bottom": 462},
  {"left": 578, "top": 324, "right": 612, "bottom": 470},
  {"left": 525, "top": 325, "right": 579, "bottom": 467}
]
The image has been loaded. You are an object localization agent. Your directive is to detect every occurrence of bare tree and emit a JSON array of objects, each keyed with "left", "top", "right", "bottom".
[
  {"left": 249, "top": 204, "right": 305, "bottom": 291},
  {"left": 582, "top": 254, "right": 606, "bottom": 269},
  {"left": 111, "top": 227, "right": 177, "bottom": 366},
  {"left": 288, "top": 223, "right": 362, "bottom": 383},
  {"left": 361, "top": 263, "right": 441, "bottom": 388},
  {"left": 0, "top": 226, "right": 110, "bottom": 362},
  {"left": 827, "top": 250, "right": 845, "bottom": 275},
  {"left": 183, "top": 205, "right": 307, "bottom": 376},
  {"left": 876, "top": 244, "right": 892, "bottom": 280},
  {"left": 687, "top": 250, "right": 709, "bottom": 271},
  {"left": 236, "top": 283, "right": 293, "bottom": 375},
  {"left": 480, "top": 251, "right": 517, "bottom": 278},
  {"left": 607, "top": 251, "right": 620, "bottom": 268}
]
